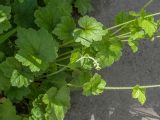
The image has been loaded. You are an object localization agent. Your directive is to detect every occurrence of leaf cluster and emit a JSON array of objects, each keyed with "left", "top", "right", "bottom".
[{"left": 0, "top": 0, "right": 159, "bottom": 119}]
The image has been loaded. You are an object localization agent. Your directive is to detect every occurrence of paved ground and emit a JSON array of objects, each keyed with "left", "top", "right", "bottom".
[{"left": 65, "top": 0, "right": 160, "bottom": 120}]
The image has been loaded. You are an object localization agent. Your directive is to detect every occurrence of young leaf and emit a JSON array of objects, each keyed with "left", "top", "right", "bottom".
[
  {"left": 0, "top": 99, "right": 21, "bottom": 120},
  {"left": 128, "top": 40, "right": 138, "bottom": 53},
  {"left": 83, "top": 73, "right": 106, "bottom": 96},
  {"left": 132, "top": 85, "right": 146, "bottom": 105},
  {"left": 138, "top": 19, "right": 157, "bottom": 37},
  {"left": 0, "top": 5, "right": 11, "bottom": 34},
  {"left": 34, "top": 0, "right": 72, "bottom": 31},
  {"left": 93, "top": 36, "right": 123, "bottom": 68},
  {"left": 74, "top": 0, "right": 93, "bottom": 15},
  {"left": 53, "top": 16, "right": 76, "bottom": 41},
  {"left": 73, "top": 16, "right": 107, "bottom": 47}
]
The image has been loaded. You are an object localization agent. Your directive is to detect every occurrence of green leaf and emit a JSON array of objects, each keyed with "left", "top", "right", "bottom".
[
  {"left": 34, "top": 0, "right": 72, "bottom": 31},
  {"left": 15, "top": 54, "right": 41, "bottom": 72},
  {"left": 55, "top": 86, "right": 70, "bottom": 107},
  {"left": 0, "top": 98, "right": 21, "bottom": 120},
  {"left": 0, "top": 5, "right": 11, "bottom": 34},
  {"left": 93, "top": 36, "right": 123, "bottom": 68},
  {"left": 0, "top": 57, "right": 33, "bottom": 88},
  {"left": 138, "top": 19, "right": 157, "bottom": 37},
  {"left": 0, "top": 51, "right": 5, "bottom": 62},
  {"left": 11, "top": 69, "right": 32, "bottom": 88},
  {"left": 83, "top": 73, "right": 106, "bottom": 96},
  {"left": 75, "top": 0, "right": 93, "bottom": 15},
  {"left": 130, "top": 31, "right": 145, "bottom": 40},
  {"left": 53, "top": 16, "right": 76, "bottom": 41},
  {"left": 5, "top": 87, "right": 30, "bottom": 101},
  {"left": 29, "top": 95, "right": 45, "bottom": 120},
  {"left": 132, "top": 85, "right": 146, "bottom": 105},
  {"left": 115, "top": 11, "right": 134, "bottom": 25},
  {"left": 69, "top": 50, "right": 81, "bottom": 69},
  {"left": 0, "top": 57, "right": 21, "bottom": 78},
  {"left": 0, "top": 70, "right": 10, "bottom": 91},
  {"left": 33, "top": 86, "right": 71, "bottom": 120},
  {"left": 73, "top": 16, "right": 107, "bottom": 47},
  {"left": 44, "top": 86, "right": 70, "bottom": 120},
  {"left": 128, "top": 40, "right": 138, "bottom": 53},
  {"left": 44, "top": 72, "right": 67, "bottom": 89},
  {"left": 16, "top": 28, "right": 58, "bottom": 71},
  {"left": 70, "top": 50, "right": 81, "bottom": 64},
  {"left": 71, "top": 70, "right": 91, "bottom": 87},
  {"left": 13, "top": 0, "right": 37, "bottom": 28}
]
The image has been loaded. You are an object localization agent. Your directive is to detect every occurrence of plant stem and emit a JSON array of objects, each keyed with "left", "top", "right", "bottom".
[
  {"left": 67, "top": 83, "right": 82, "bottom": 88},
  {"left": 58, "top": 51, "right": 71, "bottom": 58},
  {"left": 143, "top": 0, "right": 153, "bottom": 9},
  {"left": 66, "top": 83, "right": 160, "bottom": 90},
  {"left": 60, "top": 40, "right": 75, "bottom": 48},
  {"left": 56, "top": 55, "right": 71, "bottom": 62},
  {"left": 0, "top": 28, "right": 17, "bottom": 44},
  {"left": 46, "top": 67, "right": 67, "bottom": 77},
  {"left": 56, "top": 63, "right": 70, "bottom": 68},
  {"left": 112, "top": 25, "right": 127, "bottom": 35},
  {"left": 107, "top": 12, "right": 160, "bottom": 30},
  {"left": 116, "top": 32, "right": 131, "bottom": 38},
  {"left": 104, "top": 84, "right": 160, "bottom": 90}
]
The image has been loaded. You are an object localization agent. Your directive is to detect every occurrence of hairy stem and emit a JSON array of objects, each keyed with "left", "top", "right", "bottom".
[
  {"left": 107, "top": 12, "right": 160, "bottom": 30},
  {"left": 67, "top": 83, "right": 160, "bottom": 90},
  {"left": 46, "top": 67, "right": 67, "bottom": 77},
  {"left": 104, "top": 84, "right": 160, "bottom": 90}
]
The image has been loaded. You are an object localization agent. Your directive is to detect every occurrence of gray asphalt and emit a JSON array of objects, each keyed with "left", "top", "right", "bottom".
[{"left": 65, "top": 0, "right": 160, "bottom": 120}]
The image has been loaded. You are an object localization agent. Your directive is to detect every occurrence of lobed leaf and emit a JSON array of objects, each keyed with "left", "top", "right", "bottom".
[
  {"left": 73, "top": 16, "right": 107, "bottom": 47},
  {"left": 83, "top": 73, "right": 106, "bottom": 96}
]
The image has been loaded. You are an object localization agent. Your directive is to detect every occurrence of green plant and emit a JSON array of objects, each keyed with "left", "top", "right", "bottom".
[{"left": 0, "top": 0, "right": 160, "bottom": 119}]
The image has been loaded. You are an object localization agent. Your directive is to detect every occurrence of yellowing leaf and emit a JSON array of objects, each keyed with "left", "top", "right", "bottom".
[
  {"left": 132, "top": 85, "right": 146, "bottom": 105},
  {"left": 11, "top": 70, "right": 33, "bottom": 88},
  {"left": 138, "top": 19, "right": 157, "bottom": 37}
]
